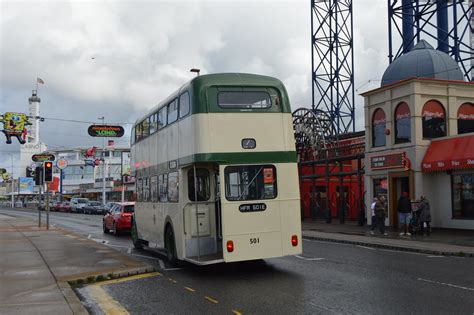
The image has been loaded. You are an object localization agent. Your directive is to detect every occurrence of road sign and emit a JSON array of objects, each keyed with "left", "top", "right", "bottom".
[
  {"left": 32, "top": 154, "right": 55, "bottom": 162},
  {"left": 56, "top": 158, "right": 68, "bottom": 170},
  {"left": 87, "top": 125, "right": 124, "bottom": 137}
]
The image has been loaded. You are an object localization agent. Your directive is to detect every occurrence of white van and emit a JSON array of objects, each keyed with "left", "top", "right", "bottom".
[{"left": 70, "top": 198, "right": 89, "bottom": 213}]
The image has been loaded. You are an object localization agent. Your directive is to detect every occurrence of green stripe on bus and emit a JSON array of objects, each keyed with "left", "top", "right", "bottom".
[{"left": 135, "top": 151, "right": 297, "bottom": 177}]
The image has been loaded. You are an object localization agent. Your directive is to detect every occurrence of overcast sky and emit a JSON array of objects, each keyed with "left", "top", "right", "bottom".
[{"left": 0, "top": 0, "right": 392, "bottom": 174}]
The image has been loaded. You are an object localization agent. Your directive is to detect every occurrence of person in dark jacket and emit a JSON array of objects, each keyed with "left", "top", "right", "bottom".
[
  {"left": 418, "top": 196, "right": 432, "bottom": 236},
  {"left": 374, "top": 195, "right": 388, "bottom": 236},
  {"left": 397, "top": 192, "right": 412, "bottom": 236}
]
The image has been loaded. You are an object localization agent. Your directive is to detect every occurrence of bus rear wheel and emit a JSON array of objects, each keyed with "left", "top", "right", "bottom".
[{"left": 165, "top": 226, "right": 178, "bottom": 265}]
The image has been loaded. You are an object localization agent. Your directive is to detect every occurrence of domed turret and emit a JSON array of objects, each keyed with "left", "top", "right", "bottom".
[{"left": 381, "top": 40, "right": 464, "bottom": 86}]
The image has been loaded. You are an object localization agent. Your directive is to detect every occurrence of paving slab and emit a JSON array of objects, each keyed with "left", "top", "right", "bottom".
[{"left": 0, "top": 214, "right": 154, "bottom": 315}]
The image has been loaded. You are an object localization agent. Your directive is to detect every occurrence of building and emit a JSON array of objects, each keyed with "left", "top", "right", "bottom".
[
  {"left": 362, "top": 41, "right": 474, "bottom": 230},
  {"left": 45, "top": 146, "right": 135, "bottom": 202}
]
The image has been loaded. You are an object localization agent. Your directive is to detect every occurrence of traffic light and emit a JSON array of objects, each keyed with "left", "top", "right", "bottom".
[
  {"left": 26, "top": 167, "right": 34, "bottom": 178},
  {"left": 43, "top": 161, "right": 53, "bottom": 182},
  {"left": 35, "top": 166, "right": 43, "bottom": 185}
]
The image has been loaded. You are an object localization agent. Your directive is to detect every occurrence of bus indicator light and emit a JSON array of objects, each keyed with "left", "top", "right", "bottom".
[
  {"left": 226, "top": 240, "right": 234, "bottom": 253},
  {"left": 291, "top": 235, "right": 298, "bottom": 247}
]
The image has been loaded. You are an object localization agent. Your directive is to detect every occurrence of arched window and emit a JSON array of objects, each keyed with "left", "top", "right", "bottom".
[
  {"left": 394, "top": 102, "right": 411, "bottom": 143},
  {"left": 372, "top": 108, "right": 386, "bottom": 147},
  {"left": 422, "top": 100, "right": 446, "bottom": 139},
  {"left": 457, "top": 102, "right": 474, "bottom": 134}
]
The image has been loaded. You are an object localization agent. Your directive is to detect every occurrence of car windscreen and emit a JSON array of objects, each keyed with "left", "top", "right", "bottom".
[
  {"left": 123, "top": 205, "right": 134, "bottom": 213},
  {"left": 78, "top": 199, "right": 88, "bottom": 203}
]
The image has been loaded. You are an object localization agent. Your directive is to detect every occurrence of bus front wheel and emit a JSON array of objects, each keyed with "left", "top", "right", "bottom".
[{"left": 165, "top": 226, "right": 178, "bottom": 265}]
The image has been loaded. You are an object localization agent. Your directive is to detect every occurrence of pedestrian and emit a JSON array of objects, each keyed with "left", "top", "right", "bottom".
[
  {"left": 370, "top": 197, "right": 377, "bottom": 235},
  {"left": 374, "top": 195, "right": 388, "bottom": 236},
  {"left": 418, "top": 196, "right": 432, "bottom": 236},
  {"left": 397, "top": 191, "right": 412, "bottom": 236}
]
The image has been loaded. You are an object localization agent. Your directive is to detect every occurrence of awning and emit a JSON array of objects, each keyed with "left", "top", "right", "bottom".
[{"left": 422, "top": 135, "right": 474, "bottom": 172}]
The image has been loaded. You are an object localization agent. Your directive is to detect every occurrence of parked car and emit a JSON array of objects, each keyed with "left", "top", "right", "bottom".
[
  {"left": 59, "top": 201, "right": 71, "bottom": 212},
  {"left": 104, "top": 202, "right": 118, "bottom": 213},
  {"left": 83, "top": 201, "right": 104, "bottom": 215},
  {"left": 103, "top": 202, "right": 135, "bottom": 235},
  {"left": 52, "top": 201, "right": 62, "bottom": 212},
  {"left": 70, "top": 198, "right": 89, "bottom": 213}
]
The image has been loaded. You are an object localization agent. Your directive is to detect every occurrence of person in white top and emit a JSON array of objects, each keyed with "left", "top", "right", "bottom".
[{"left": 370, "top": 197, "right": 377, "bottom": 235}]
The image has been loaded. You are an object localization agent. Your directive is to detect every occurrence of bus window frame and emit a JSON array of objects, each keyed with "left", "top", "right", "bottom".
[
  {"left": 188, "top": 168, "right": 211, "bottom": 202},
  {"left": 167, "top": 171, "right": 179, "bottom": 203},
  {"left": 167, "top": 99, "right": 179, "bottom": 126},
  {"left": 158, "top": 173, "right": 168, "bottom": 203},
  {"left": 217, "top": 90, "right": 272, "bottom": 109},
  {"left": 224, "top": 164, "right": 278, "bottom": 201},
  {"left": 179, "top": 91, "right": 190, "bottom": 118}
]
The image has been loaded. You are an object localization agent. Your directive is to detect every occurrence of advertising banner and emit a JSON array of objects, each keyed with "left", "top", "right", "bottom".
[{"left": 18, "top": 177, "right": 34, "bottom": 194}]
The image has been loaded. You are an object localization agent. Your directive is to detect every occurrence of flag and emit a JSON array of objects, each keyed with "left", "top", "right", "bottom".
[{"left": 37, "top": 77, "right": 44, "bottom": 84}]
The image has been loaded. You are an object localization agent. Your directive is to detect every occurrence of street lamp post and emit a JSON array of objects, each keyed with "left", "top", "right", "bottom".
[
  {"left": 10, "top": 155, "right": 14, "bottom": 208},
  {"left": 98, "top": 116, "right": 106, "bottom": 206}
]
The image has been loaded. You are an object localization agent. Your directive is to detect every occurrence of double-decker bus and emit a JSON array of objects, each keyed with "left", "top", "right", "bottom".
[{"left": 130, "top": 73, "right": 301, "bottom": 265}]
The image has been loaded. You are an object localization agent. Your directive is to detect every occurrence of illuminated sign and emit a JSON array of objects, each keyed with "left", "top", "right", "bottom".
[
  {"left": 56, "top": 158, "right": 68, "bottom": 170},
  {"left": 88, "top": 125, "right": 124, "bottom": 137},
  {"left": 370, "top": 152, "right": 407, "bottom": 170},
  {"left": 32, "top": 154, "right": 55, "bottom": 162}
]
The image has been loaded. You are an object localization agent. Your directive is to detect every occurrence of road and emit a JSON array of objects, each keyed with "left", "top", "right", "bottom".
[{"left": 1, "top": 208, "right": 473, "bottom": 314}]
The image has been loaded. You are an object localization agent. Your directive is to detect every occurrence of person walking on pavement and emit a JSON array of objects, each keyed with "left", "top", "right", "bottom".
[
  {"left": 374, "top": 195, "right": 388, "bottom": 236},
  {"left": 397, "top": 191, "right": 412, "bottom": 236},
  {"left": 370, "top": 197, "right": 377, "bottom": 235},
  {"left": 418, "top": 196, "right": 432, "bottom": 236}
]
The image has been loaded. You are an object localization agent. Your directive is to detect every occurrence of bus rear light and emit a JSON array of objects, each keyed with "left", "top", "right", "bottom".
[
  {"left": 291, "top": 235, "right": 298, "bottom": 247},
  {"left": 226, "top": 240, "right": 234, "bottom": 253}
]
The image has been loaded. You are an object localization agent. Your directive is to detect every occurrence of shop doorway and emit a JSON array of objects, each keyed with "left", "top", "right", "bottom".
[{"left": 389, "top": 172, "right": 412, "bottom": 228}]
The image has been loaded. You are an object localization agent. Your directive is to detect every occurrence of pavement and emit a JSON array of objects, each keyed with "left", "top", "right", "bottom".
[
  {"left": 302, "top": 219, "right": 474, "bottom": 257},
  {"left": 0, "top": 213, "right": 154, "bottom": 315}
]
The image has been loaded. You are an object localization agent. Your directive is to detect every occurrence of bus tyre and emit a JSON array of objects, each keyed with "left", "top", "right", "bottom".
[
  {"left": 165, "top": 226, "right": 178, "bottom": 265},
  {"left": 131, "top": 218, "right": 143, "bottom": 250}
]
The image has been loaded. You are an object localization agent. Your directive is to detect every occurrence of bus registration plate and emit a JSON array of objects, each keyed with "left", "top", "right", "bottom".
[{"left": 239, "top": 203, "right": 267, "bottom": 213}]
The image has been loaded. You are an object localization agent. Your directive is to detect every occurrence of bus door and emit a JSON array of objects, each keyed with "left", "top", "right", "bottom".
[
  {"left": 219, "top": 164, "right": 282, "bottom": 263},
  {"left": 183, "top": 165, "right": 222, "bottom": 264}
]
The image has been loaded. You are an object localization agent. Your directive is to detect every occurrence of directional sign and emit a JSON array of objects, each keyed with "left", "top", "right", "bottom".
[
  {"left": 87, "top": 125, "right": 124, "bottom": 137},
  {"left": 0, "top": 168, "right": 6, "bottom": 174},
  {"left": 32, "top": 154, "right": 55, "bottom": 162},
  {"left": 56, "top": 158, "right": 68, "bottom": 170}
]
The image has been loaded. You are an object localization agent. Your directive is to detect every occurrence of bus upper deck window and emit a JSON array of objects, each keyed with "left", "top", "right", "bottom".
[
  {"left": 179, "top": 92, "right": 190, "bottom": 118},
  {"left": 168, "top": 99, "right": 178, "bottom": 124},
  {"left": 218, "top": 91, "right": 271, "bottom": 109}
]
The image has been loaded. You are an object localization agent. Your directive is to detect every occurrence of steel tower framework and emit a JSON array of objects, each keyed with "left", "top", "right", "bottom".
[
  {"left": 388, "top": 0, "right": 473, "bottom": 81},
  {"left": 311, "top": 0, "right": 355, "bottom": 134}
]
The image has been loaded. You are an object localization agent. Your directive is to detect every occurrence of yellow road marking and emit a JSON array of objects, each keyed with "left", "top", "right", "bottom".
[
  {"left": 204, "top": 296, "right": 219, "bottom": 304},
  {"left": 85, "top": 272, "right": 161, "bottom": 315},
  {"left": 232, "top": 310, "right": 242, "bottom": 315},
  {"left": 97, "top": 272, "right": 162, "bottom": 286},
  {"left": 87, "top": 285, "right": 129, "bottom": 315},
  {"left": 184, "top": 286, "right": 195, "bottom": 292}
]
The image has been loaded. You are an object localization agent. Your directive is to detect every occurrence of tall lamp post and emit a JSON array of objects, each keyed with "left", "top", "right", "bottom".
[
  {"left": 98, "top": 116, "right": 106, "bottom": 206},
  {"left": 10, "top": 154, "right": 14, "bottom": 208}
]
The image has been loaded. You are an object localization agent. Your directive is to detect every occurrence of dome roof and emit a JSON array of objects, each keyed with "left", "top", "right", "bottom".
[{"left": 381, "top": 40, "right": 464, "bottom": 86}]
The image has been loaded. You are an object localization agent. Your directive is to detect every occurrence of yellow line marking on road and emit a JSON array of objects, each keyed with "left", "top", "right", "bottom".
[
  {"left": 232, "top": 310, "right": 242, "bottom": 315},
  {"left": 97, "top": 272, "right": 162, "bottom": 286},
  {"left": 185, "top": 286, "right": 195, "bottom": 292},
  {"left": 85, "top": 272, "right": 161, "bottom": 315},
  {"left": 87, "top": 285, "right": 129, "bottom": 315},
  {"left": 204, "top": 296, "right": 219, "bottom": 304}
]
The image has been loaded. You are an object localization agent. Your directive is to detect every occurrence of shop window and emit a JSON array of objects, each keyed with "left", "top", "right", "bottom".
[
  {"left": 422, "top": 100, "right": 446, "bottom": 139},
  {"left": 452, "top": 174, "right": 474, "bottom": 219},
  {"left": 372, "top": 108, "right": 386, "bottom": 147},
  {"left": 457, "top": 103, "right": 474, "bottom": 135},
  {"left": 373, "top": 178, "right": 388, "bottom": 201},
  {"left": 395, "top": 102, "right": 411, "bottom": 143}
]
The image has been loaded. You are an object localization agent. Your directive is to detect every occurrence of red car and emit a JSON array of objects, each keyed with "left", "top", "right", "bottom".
[
  {"left": 103, "top": 202, "right": 135, "bottom": 236},
  {"left": 59, "top": 201, "right": 71, "bottom": 212}
]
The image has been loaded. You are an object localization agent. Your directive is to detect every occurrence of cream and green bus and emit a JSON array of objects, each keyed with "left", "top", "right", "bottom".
[{"left": 130, "top": 73, "right": 301, "bottom": 265}]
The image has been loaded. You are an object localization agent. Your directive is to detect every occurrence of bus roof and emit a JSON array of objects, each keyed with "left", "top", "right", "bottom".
[{"left": 135, "top": 73, "right": 291, "bottom": 125}]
